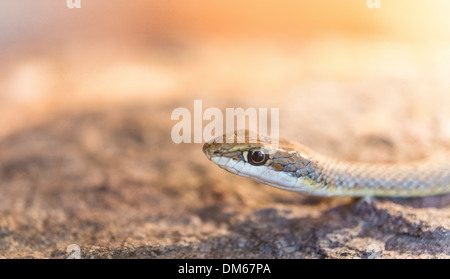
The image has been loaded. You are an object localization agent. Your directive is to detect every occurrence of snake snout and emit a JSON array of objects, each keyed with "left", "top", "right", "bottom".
[
  {"left": 202, "top": 140, "right": 225, "bottom": 160},
  {"left": 202, "top": 142, "right": 218, "bottom": 159}
]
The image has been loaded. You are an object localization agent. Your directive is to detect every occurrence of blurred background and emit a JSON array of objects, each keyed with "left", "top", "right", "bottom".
[
  {"left": 1, "top": 0, "right": 450, "bottom": 138},
  {"left": 1, "top": 0, "right": 450, "bottom": 258}
]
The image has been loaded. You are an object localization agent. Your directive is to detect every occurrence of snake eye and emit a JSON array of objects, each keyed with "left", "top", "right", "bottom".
[{"left": 247, "top": 150, "right": 269, "bottom": 166}]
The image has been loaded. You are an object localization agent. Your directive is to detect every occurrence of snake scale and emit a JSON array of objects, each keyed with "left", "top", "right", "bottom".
[{"left": 202, "top": 130, "right": 450, "bottom": 197}]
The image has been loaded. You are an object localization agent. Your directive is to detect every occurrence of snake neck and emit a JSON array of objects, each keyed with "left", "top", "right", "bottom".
[{"left": 306, "top": 153, "right": 450, "bottom": 197}]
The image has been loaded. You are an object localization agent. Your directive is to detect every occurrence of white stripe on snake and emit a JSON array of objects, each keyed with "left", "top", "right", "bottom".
[{"left": 202, "top": 130, "right": 450, "bottom": 197}]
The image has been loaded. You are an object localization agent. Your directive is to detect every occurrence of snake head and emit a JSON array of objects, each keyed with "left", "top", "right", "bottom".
[
  {"left": 203, "top": 130, "right": 317, "bottom": 192},
  {"left": 202, "top": 129, "right": 274, "bottom": 160}
]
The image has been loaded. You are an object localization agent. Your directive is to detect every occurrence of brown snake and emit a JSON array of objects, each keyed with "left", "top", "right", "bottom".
[{"left": 202, "top": 130, "right": 450, "bottom": 197}]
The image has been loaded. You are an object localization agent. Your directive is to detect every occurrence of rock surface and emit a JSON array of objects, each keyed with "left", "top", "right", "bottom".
[
  {"left": 0, "top": 101, "right": 448, "bottom": 259},
  {"left": 2, "top": 0, "right": 450, "bottom": 260}
]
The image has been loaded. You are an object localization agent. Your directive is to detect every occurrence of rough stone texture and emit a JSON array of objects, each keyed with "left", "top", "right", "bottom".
[
  {"left": 0, "top": 100, "right": 448, "bottom": 259},
  {"left": 1, "top": 5, "right": 450, "bottom": 257}
]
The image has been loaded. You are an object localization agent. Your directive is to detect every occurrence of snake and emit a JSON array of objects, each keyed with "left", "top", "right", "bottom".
[{"left": 202, "top": 130, "right": 450, "bottom": 197}]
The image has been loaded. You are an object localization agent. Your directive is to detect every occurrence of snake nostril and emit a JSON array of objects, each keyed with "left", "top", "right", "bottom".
[{"left": 202, "top": 143, "right": 219, "bottom": 159}]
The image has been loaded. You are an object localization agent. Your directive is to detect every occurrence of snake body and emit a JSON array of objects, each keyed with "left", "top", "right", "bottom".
[{"left": 202, "top": 130, "right": 450, "bottom": 197}]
